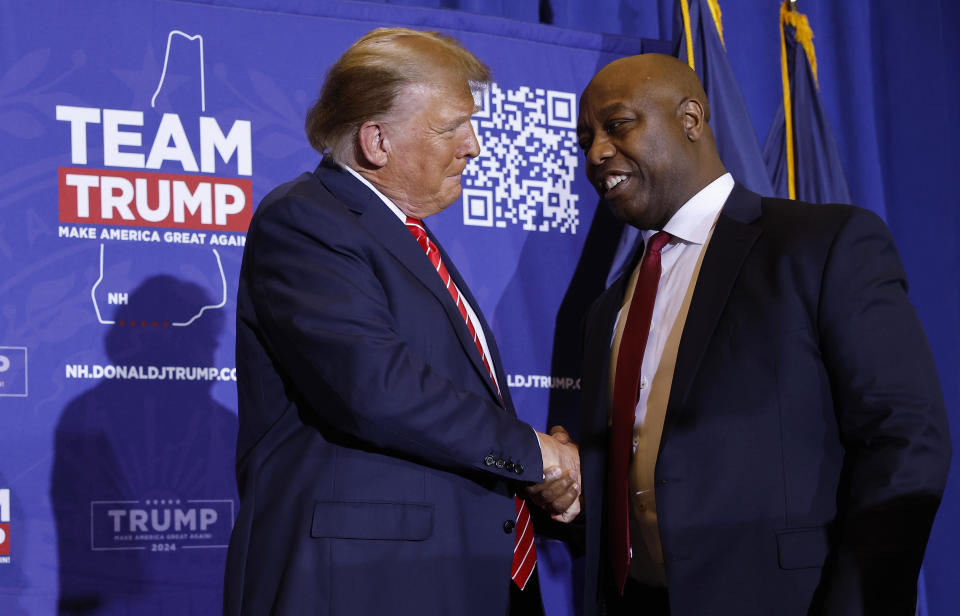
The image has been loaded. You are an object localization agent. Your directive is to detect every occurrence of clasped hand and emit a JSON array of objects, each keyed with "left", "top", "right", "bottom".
[{"left": 527, "top": 426, "right": 581, "bottom": 523}]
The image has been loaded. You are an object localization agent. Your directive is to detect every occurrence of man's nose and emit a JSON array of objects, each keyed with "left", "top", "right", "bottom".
[
  {"left": 586, "top": 136, "right": 614, "bottom": 167},
  {"left": 462, "top": 123, "right": 481, "bottom": 159}
]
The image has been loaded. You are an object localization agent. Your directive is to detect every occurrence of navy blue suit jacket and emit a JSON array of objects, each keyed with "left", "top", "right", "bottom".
[
  {"left": 578, "top": 185, "right": 951, "bottom": 615},
  {"left": 224, "top": 159, "right": 543, "bottom": 615}
]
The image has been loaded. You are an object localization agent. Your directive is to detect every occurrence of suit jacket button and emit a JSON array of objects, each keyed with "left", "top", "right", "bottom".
[
  {"left": 505, "top": 461, "right": 515, "bottom": 472},
  {"left": 503, "top": 519, "right": 515, "bottom": 533},
  {"left": 484, "top": 454, "right": 496, "bottom": 466},
  {"left": 496, "top": 458, "right": 506, "bottom": 469},
  {"left": 514, "top": 463, "right": 524, "bottom": 475}
]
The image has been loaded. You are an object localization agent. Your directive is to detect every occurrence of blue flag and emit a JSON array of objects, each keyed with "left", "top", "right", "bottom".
[
  {"left": 675, "top": 0, "right": 774, "bottom": 197},
  {"left": 763, "top": 2, "right": 851, "bottom": 204}
]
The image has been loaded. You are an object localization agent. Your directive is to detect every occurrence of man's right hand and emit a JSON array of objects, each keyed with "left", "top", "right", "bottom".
[{"left": 528, "top": 426, "right": 582, "bottom": 523}]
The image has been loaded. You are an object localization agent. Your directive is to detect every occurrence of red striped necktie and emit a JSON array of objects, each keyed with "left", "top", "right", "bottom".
[
  {"left": 405, "top": 217, "right": 537, "bottom": 590},
  {"left": 608, "top": 230, "right": 671, "bottom": 594}
]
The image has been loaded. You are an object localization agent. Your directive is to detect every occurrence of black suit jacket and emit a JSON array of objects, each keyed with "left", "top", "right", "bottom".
[
  {"left": 224, "top": 159, "right": 543, "bottom": 615},
  {"left": 579, "top": 184, "right": 951, "bottom": 615}
]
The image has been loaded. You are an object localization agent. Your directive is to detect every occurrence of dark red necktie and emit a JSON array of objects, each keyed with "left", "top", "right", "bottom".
[
  {"left": 608, "top": 230, "right": 671, "bottom": 594},
  {"left": 406, "top": 217, "right": 537, "bottom": 590}
]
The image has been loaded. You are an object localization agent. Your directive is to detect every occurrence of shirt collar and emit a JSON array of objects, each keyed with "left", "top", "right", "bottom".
[
  {"left": 341, "top": 162, "right": 407, "bottom": 223},
  {"left": 642, "top": 173, "right": 734, "bottom": 246}
]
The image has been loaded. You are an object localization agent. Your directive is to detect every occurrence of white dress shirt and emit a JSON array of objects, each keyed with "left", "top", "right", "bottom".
[
  {"left": 609, "top": 173, "right": 734, "bottom": 586},
  {"left": 629, "top": 173, "right": 733, "bottom": 428}
]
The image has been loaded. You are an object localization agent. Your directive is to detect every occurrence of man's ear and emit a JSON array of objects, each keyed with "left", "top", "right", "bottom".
[
  {"left": 680, "top": 98, "right": 706, "bottom": 142},
  {"left": 357, "top": 121, "right": 389, "bottom": 167}
]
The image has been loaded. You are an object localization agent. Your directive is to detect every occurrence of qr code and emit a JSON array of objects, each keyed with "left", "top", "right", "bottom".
[{"left": 462, "top": 84, "right": 580, "bottom": 234}]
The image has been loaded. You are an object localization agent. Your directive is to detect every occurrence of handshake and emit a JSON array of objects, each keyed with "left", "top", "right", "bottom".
[{"left": 529, "top": 426, "right": 582, "bottom": 523}]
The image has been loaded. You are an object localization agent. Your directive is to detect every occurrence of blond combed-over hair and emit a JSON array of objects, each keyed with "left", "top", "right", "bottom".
[{"left": 305, "top": 28, "right": 490, "bottom": 162}]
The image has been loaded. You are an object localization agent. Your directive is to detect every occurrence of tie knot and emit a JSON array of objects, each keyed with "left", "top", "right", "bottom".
[
  {"left": 647, "top": 231, "right": 671, "bottom": 255},
  {"left": 405, "top": 217, "right": 427, "bottom": 240}
]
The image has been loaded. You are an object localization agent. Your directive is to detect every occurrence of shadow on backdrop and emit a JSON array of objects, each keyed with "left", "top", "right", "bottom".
[
  {"left": 51, "top": 276, "right": 237, "bottom": 615},
  {"left": 547, "top": 202, "right": 624, "bottom": 443},
  {"left": 491, "top": 200, "right": 624, "bottom": 616}
]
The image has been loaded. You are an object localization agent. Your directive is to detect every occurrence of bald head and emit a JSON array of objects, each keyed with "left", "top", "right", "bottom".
[
  {"left": 591, "top": 54, "right": 711, "bottom": 123},
  {"left": 577, "top": 53, "right": 725, "bottom": 229}
]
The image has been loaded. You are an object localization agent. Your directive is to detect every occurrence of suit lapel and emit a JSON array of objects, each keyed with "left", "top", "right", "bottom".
[
  {"left": 435, "top": 236, "right": 509, "bottom": 408},
  {"left": 666, "top": 183, "right": 762, "bottom": 416},
  {"left": 313, "top": 160, "right": 503, "bottom": 406}
]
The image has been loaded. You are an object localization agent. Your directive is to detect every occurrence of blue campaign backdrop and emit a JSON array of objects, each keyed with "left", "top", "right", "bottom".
[
  {"left": 1, "top": 1, "right": 958, "bottom": 615},
  {"left": 0, "top": 1, "right": 653, "bottom": 614}
]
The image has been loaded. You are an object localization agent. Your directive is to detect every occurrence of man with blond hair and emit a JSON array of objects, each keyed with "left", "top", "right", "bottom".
[{"left": 223, "top": 28, "right": 580, "bottom": 616}]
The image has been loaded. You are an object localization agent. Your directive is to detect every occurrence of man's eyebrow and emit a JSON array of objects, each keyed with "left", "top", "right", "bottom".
[
  {"left": 595, "top": 102, "right": 631, "bottom": 117},
  {"left": 430, "top": 111, "right": 466, "bottom": 130},
  {"left": 458, "top": 112, "right": 475, "bottom": 124},
  {"left": 577, "top": 102, "right": 631, "bottom": 130},
  {"left": 442, "top": 114, "right": 472, "bottom": 131}
]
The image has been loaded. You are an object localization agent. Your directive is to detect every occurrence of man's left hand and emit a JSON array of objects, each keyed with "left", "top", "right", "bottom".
[{"left": 526, "top": 426, "right": 582, "bottom": 523}]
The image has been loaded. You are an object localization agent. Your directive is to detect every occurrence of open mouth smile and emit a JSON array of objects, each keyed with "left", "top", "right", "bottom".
[{"left": 600, "top": 174, "right": 629, "bottom": 197}]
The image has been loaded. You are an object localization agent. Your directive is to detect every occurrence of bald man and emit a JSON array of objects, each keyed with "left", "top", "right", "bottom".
[{"left": 561, "top": 54, "right": 950, "bottom": 616}]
